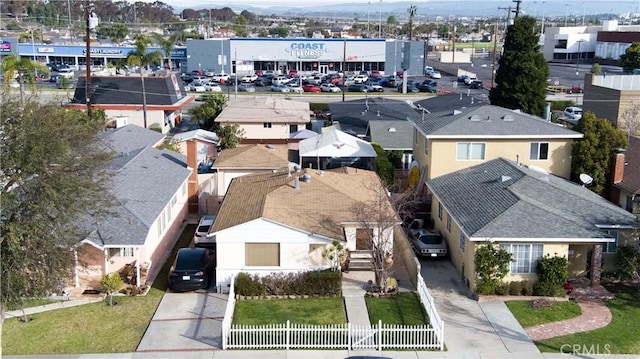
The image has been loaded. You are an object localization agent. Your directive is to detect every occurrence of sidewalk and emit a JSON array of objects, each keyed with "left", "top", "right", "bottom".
[{"left": 4, "top": 297, "right": 103, "bottom": 319}]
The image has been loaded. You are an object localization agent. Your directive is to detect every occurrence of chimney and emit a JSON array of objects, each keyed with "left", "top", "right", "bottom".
[
  {"left": 612, "top": 148, "right": 626, "bottom": 184},
  {"left": 186, "top": 140, "right": 199, "bottom": 214}
]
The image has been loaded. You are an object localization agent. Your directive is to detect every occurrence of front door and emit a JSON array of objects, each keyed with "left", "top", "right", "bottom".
[{"left": 319, "top": 65, "right": 329, "bottom": 74}]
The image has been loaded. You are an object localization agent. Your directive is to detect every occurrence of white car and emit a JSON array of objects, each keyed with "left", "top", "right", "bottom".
[
  {"left": 204, "top": 83, "right": 222, "bottom": 92},
  {"left": 241, "top": 74, "right": 258, "bottom": 83},
  {"left": 212, "top": 72, "right": 230, "bottom": 82},
  {"left": 429, "top": 71, "right": 442, "bottom": 79},
  {"left": 320, "top": 83, "right": 341, "bottom": 93},
  {"left": 364, "top": 82, "right": 384, "bottom": 92},
  {"left": 272, "top": 76, "right": 290, "bottom": 85},
  {"left": 564, "top": 106, "right": 583, "bottom": 121},
  {"left": 464, "top": 76, "right": 478, "bottom": 85},
  {"left": 286, "top": 83, "right": 304, "bottom": 93},
  {"left": 193, "top": 215, "right": 217, "bottom": 246},
  {"left": 271, "top": 84, "right": 291, "bottom": 92},
  {"left": 354, "top": 74, "right": 369, "bottom": 84},
  {"left": 186, "top": 82, "right": 206, "bottom": 92}
]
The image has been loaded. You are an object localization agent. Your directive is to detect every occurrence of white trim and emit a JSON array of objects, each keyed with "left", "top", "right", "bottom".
[
  {"left": 470, "top": 237, "right": 616, "bottom": 243},
  {"left": 426, "top": 134, "right": 584, "bottom": 139}
]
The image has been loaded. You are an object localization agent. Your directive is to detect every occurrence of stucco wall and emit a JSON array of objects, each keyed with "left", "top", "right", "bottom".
[
  {"left": 239, "top": 122, "right": 306, "bottom": 141},
  {"left": 105, "top": 110, "right": 173, "bottom": 134}
]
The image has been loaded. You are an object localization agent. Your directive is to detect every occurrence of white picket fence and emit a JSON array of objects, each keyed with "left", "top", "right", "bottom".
[
  {"left": 223, "top": 320, "right": 441, "bottom": 350},
  {"left": 221, "top": 275, "right": 236, "bottom": 350},
  {"left": 416, "top": 272, "right": 445, "bottom": 350}
]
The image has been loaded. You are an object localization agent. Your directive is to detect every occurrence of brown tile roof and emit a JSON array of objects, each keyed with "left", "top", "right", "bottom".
[
  {"left": 215, "top": 96, "right": 311, "bottom": 124},
  {"left": 618, "top": 135, "right": 640, "bottom": 195},
  {"left": 212, "top": 144, "right": 290, "bottom": 169},
  {"left": 211, "top": 168, "right": 397, "bottom": 240}
]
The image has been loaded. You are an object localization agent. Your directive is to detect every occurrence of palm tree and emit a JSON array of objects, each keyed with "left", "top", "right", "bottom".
[
  {"left": 152, "top": 32, "right": 181, "bottom": 71},
  {"left": 0, "top": 54, "right": 49, "bottom": 104},
  {"left": 408, "top": 5, "right": 418, "bottom": 41},
  {"left": 126, "top": 34, "right": 163, "bottom": 129}
]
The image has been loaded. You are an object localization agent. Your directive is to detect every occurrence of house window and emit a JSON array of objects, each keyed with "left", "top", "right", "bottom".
[
  {"left": 530, "top": 142, "right": 549, "bottom": 160},
  {"left": 456, "top": 142, "right": 485, "bottom": 160},
  {"left": 263, "top": 122, "right": 273, "bottom": 128},
  {"left": 356, "top": 228, "right": 373, "bottom": 250},
  {"left": 438, "top": 203, "right": 443, "bottom": 220},
  {"left": 500, "top": 244, "right": 544, "bottom": 274},
  {"left": 446, "top": 213, "right": 451, "bottom": 233},
  {"left": 289, "top": 124, "right": 298, "bottom": 133},
  {"left": 245, "top": 243, "right": 280, "bottom": 266},
  {"left": 109, "top": 247, "right": 135, "bottom": 257},
  {"left": 459, "top": 232, "right": 465, "bottom": 252},
  {"left": 604, "top": 230, "right": 618, "bottom": 253}
]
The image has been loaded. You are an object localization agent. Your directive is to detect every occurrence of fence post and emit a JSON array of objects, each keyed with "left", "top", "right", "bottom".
[
  {"left": 378, "top": 320, "right": 382, "bottom": 351},
  {"left": 222, "top": 323, "right": 226, "bottom": 350},
  {"left": 348, "top": 322, "right": 352, "bottom": 350},
  {"left": 286, "top": 320, "right": 290, "bottom": 350},
  {"left": 440, "top": 320, "right": 444, "bottom": 351}
]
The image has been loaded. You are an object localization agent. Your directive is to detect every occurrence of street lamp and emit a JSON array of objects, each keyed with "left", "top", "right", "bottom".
[{"left": 575, "top": 39, "right": 584, "bottom": 76}]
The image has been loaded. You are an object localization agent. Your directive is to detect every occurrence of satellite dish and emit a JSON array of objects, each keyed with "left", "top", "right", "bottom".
[{"left": 579, "top": 173, "right": 593, "bottom": 186}]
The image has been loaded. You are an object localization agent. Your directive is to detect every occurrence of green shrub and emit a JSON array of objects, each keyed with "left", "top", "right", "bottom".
[
  {"left": 236, "top": 272, "right": 265, "bottom": 296},
  {"left": 616, "top": 246, "right": 640, "bottom": 280},
  {"left": 474, "top": 242, "right": 513, "bottom": 295},
  {"left": 509, "top": 281, "right": 523, "bottom": 295},
  {"left": 535, "top": 254, "right": 568, "bottom": 297},
  {"left": 495, "top": 282, "right": 510, "bottom": 295},
  {"left": 521, "top": 280, "right": 534, "bottom": 296},
  {"left": 550, "top": 100, "right": 575, "bottom": 112},
  {"left": 303, "top": 270, "right": 342, "bottom": 296}
]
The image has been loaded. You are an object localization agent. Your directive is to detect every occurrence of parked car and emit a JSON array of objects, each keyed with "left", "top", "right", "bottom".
[
  {"left": 406, "top": 219, "right": 447, "bottom": 258},
  {"left": 272, "top": 76, "right": 290, "bottom": 85},
  {"left": 288, "top": 70, "right": 298, "bottom": 77},
  {"left": 379, "top": 76, "right": 399, "bottom": 88},
  {"left": 271, "top": 83, "right": 291, "bottom": 92},
  {"left": 303, "top": 84, "right": 321, "bottom": 93},
  {"left": 397, "top": 82, "right": 420, "bottom": 93},
  {"left": 354, "top": 74, "right": 369, "bottom": 84},
  {"left": 307, "top": 75, "right": 323, "bottom": 85},
  {"left": 458, "top": 75, "right": 469, "bottom": 83},
  {"left": 567, "top": 85, "right": 583, "bottom": 94},
  {"left": 204, "top": 83, "right": 222, "bottom": 92},
  {"left": 203, "top": 69, "right": 216, "bottom": 77},
  {"left": 364, "top": 82, "right": 384, "bottom": 92},
  {"left": 212, "top": 72, "right": 230, "bottom": 83},
  {"left": 236, "top": 83, "right": 256, "bottom": 92},
  {"left": 468, "top": 80, "right": 484, "bottom": 89},
  {"left": 417, "top": 84, "right": 438, "bottom": 93},
  {"left": 193, "top": 215, "right": 217, "bottom": 245},
  {"left": 186, "top": 82, "right": 206, "bottom": 92},
  {"left": 286, "top": 83, "right": 304, "bottom": 93},
  {"left": 428, "top": 71, "right": 442, "bottom": 79},
  {"left": 422, "top": 79, "right": 438, "bottom": 87},
  {"left": 464, "top": 76, "right": 478, "bottom": 85},
  {"left": 255, "top": 76, "right": 273, "bottom": 86},
  {"left": 347, "top": 84, "right": 368, "bottom": 92},
  {"left": 168, "top": 248, "right": 215, "bottom": 292},
  {"left": 241, "top": 74, "right": 258, "bottom": 83},
  {"left": 320, "top": 83, "right": 341, "bottom": 92},
  {"left": 564, "top": 106, "right": 583, "bottom": 120}
]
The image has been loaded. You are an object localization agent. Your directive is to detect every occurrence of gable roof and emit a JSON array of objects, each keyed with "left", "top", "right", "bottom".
[
  {"left": 212, "top": 144, "right": 291, "bottom": 169},
  {"left": 211, "top": 167, "right": 396, "bottom": 239},
  {"left": 72, "top": 74, "right": 188, "bottom": 106},
  {"left": 290, "top": 129, "right": 319, "bottom": 139},
  {"left": 427, "top": 158, "right": 637, "bottom": 241},
  {"left": 410, "top": 105, "right": 584, "bottom": 139},
  {"left": 172, "top": 129, "right": 220, "bottom": 145},
  {"left": 367, "top": 120, "right": 414, "bottom": 150},
  {"left": 327, "top": 93, "right": 487, "bottom": 136},
  {"left": 85, "top": 131, "right": 192, "bottom": 247},
  {"left": 215, "top": 96, "right": 311, "bottom": 124},
  {"left": 98, "top": 124, "right": 164, "bottom": 155},
  {"left": 298, "top": 127, "right": 377, "bottom": 158},
  {"left": 617, "top": 135, "right": 640, "bottom": 195}
]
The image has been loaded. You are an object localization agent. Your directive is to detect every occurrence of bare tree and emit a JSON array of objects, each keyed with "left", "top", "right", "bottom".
[
  {"left": 351, "top": 181, "right": 419, "bottom": 292},
  {"left": 620, "top": 100, "right": 640, "bottom": 137}
]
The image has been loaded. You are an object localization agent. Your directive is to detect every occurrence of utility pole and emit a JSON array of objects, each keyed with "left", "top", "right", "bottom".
[
  {"left": 342, "top": 39, "right": 346, "bottom": 102},
  {"left": 491, "top": 20, "right": 498, "bottom": 88},
  {"left": 513, "top": 0, "right": 522, "bottom": 18},
  {"left": 85, "top": 0, "right": 92, "bottom": 118}
]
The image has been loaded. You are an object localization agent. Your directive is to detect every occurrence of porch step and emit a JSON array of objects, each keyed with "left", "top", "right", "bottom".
[{"left": 348, "top": 259, "right": 374, "bottom": 271}]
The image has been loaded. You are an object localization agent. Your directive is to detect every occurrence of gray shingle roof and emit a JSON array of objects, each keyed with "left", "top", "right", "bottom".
[
  {"left": 86, "top": 131, "right": 192, "bottom": 247},
  {"left": 99, "top": 124, "right": 164, "bottom": 155},
  {"left": 427, "top": 158, "right": 637, "bottom": 240},
  {"left": 367, "top": 120, "right": 414, "bottom": 150},
  {"left": 73, "top": 75, "right": 187, "bottom": 106},
  {"left": 411, "top": 105, "right": 583, "bottom": 139}
]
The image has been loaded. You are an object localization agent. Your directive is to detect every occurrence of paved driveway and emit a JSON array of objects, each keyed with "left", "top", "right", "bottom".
[
  {"left": 137, "top": 287, "right": 228, "bottom": 352},
  {"left": 420, "top": 258, "right": 539, "bottom": 355}
]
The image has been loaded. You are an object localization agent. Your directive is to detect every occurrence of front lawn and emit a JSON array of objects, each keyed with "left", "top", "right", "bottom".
[
  {"left": 366, "top": 292, "right": 430, "bottom": 326},
  {"left": 506, "top": 300, "right": 582, "bottom": 328},
  {"left": 233, "top": 297, "right": 347, "bottom": 325},
  {"left": 535, "top": 284, "right": 640, "bottom": 354},
  {"left": 3, "top": 224, "right": 195, "bottom": 355}
]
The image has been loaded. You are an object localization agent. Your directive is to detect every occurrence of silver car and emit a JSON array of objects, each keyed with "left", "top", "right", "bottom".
[
  {"left": 193, "top": 215, "right": 216, "bottom": 247},
  {"left": 411, "top": 230, "right": 447, "bottom": 257}
]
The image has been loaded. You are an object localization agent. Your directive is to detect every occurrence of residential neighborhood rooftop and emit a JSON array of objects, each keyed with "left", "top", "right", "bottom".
[
  {"left": 617, "top": 135, "right": 640, "bottom": 195},
  {"left": 212, "top": 144, "right": 291, "bottom": 169},
  {"left": 427, "top": 158, "right": 638, "bottom": 241},
  {"left": 215, "top": 96, "right": 311, "bottom": 124}
]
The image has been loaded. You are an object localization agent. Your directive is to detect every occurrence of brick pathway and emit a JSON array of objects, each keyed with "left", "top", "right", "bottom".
[{"left": 525, "top": 279, "right": 614, "bottom": 341}]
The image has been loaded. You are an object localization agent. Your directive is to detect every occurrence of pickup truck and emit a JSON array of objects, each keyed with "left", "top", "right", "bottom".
[{"left": 405, "top": 219, "right": 447, "bottom": 257}]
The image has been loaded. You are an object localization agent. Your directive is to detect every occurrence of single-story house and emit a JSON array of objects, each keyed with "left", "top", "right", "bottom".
[
  {"left": 209, "top": 167, "right": 399, "bottom": 288},
  {"left": 64, "top": 74, "right": 194, "bottom": 134},
  {"left": 427, "top": 157, "right": 638, "bottom": 293},
  {"left": 298, "top": 126, "right": 377, "bottom": 170},
  {"left": 610, "top": 135, "right": 640, "bottom": 215},
  {"left": 172, "top": 129, "right": 220, "bottom": 171},
  {"left": 74, "top": 124, "right": 193, "bottom": 289},
  {"left": 214, "top": 96, "right": 311, "bottom": 144}
]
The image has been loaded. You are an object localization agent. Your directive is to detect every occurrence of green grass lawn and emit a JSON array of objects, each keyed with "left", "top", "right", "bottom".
[
  {"left": 2, "top": 224, "right": 195, "bottom": 355},
  {"left": 506, "top": 300, "right": 582, "bottom": 328},
  {"left": 233, "top": 297, "right": 347, "bottom": 325},
  {"left": 535, "top": 284, "right": 640, "bottom": 354},
  {"left": 366, "top": 292, "right": 430, "bottom": 326}
]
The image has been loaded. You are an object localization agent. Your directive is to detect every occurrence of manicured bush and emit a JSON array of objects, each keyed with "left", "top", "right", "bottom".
[
  {"left": 474, "top": 243, "right": 513, "bottom": 295},
  {"left": 535, "top": 254, "right": 568, "bottom": 297},
  {"left": 236, "top": 272, "right": 265, "bottom": 296},
  {"left": 616, "top": 246, "right": 640, "bottom": 280},
  {"left": 509, "top": 281, "right": 523, "bottom": 296},
  {"left": 302, "top": 270, "right": 342, "bottom": 296},
  {"left": 521, "top": 280, "right": 534, "bottom": 296},
  {"left": 236, "top": 270, "right": 341, "bottom": 297}
]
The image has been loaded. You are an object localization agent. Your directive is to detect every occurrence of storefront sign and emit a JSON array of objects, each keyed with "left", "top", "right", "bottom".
[
  {"left": 286, "top": 42, "right": 327, "bottom": 59},
  {"left": 0, "top": 41, "right": 11, "bottom": 52},
  {"left": 38, "top": 47, "right": 55, "bottom": 53},
  {"left": 82, "top": 48, "right": 123, "bottom": 55}
]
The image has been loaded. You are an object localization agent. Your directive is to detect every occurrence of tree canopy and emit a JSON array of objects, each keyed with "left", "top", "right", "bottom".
[
  {"left": 620, "top": 42, "right": 640, "bottom": 72},
  {"left": 1, "top": 93, "right": 114, "bottom": 312},
  {"left": 571, "top": 111, "right": 628, "bottom": 196},
  {"left": 489, "top": 16, "right": 548, "bottom": 117},
  {"left": 188, "top": 93, "right": 244, "bottom": 149}
]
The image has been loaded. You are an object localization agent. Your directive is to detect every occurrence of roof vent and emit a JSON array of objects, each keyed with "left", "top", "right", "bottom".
[
  {"left": 388, "top": 127, "right": 396, "bottom": 132},
  {"left": 469, "top": 115, "right": 481, "bottom": 121},
  {"left": 377, "top": 110, "right": 380, "bottom": 117},
  {"left": 301, "top": 173, "right": 311, "bottom": 183},
  {"left": 453, "top": 110, "right": 462, "bottom": 115},
  {"left": 501, "top": 175, "right": 512, "bottom": 183},
  {"left": 502, "top": 115, "right": 514, "bottom": 121},
  {"left": 265, "top": 144, "right": 275, "bottom": 149}
]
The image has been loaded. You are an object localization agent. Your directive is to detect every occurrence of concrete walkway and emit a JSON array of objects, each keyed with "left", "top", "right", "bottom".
[
  {"left": 341, "top": 271, "right": 374, "bottom": 327},
  {"left": 4, "top": 297, "right": 103, "bottom": 318}
]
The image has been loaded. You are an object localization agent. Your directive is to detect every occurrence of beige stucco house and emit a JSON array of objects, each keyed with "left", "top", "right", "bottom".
[
  {"left": 408, "top": 105, "right": 584, "bottom": 182},
  {"left": 215, "top": 96, "right": 311, "bottom": 144},
  {"left": 426, "top": 158, "right": 638, "bottom": 293},
  {"left": 209, "top": 167, "right": 399, "bottom": 288}
]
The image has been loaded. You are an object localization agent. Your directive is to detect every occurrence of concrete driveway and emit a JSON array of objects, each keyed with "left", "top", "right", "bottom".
[
  {"left": 420, "top": 258, "right": 539, "bottom": 355},
  {"left": 137, "top": 287, "right": 228, "bottom": 352}
]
